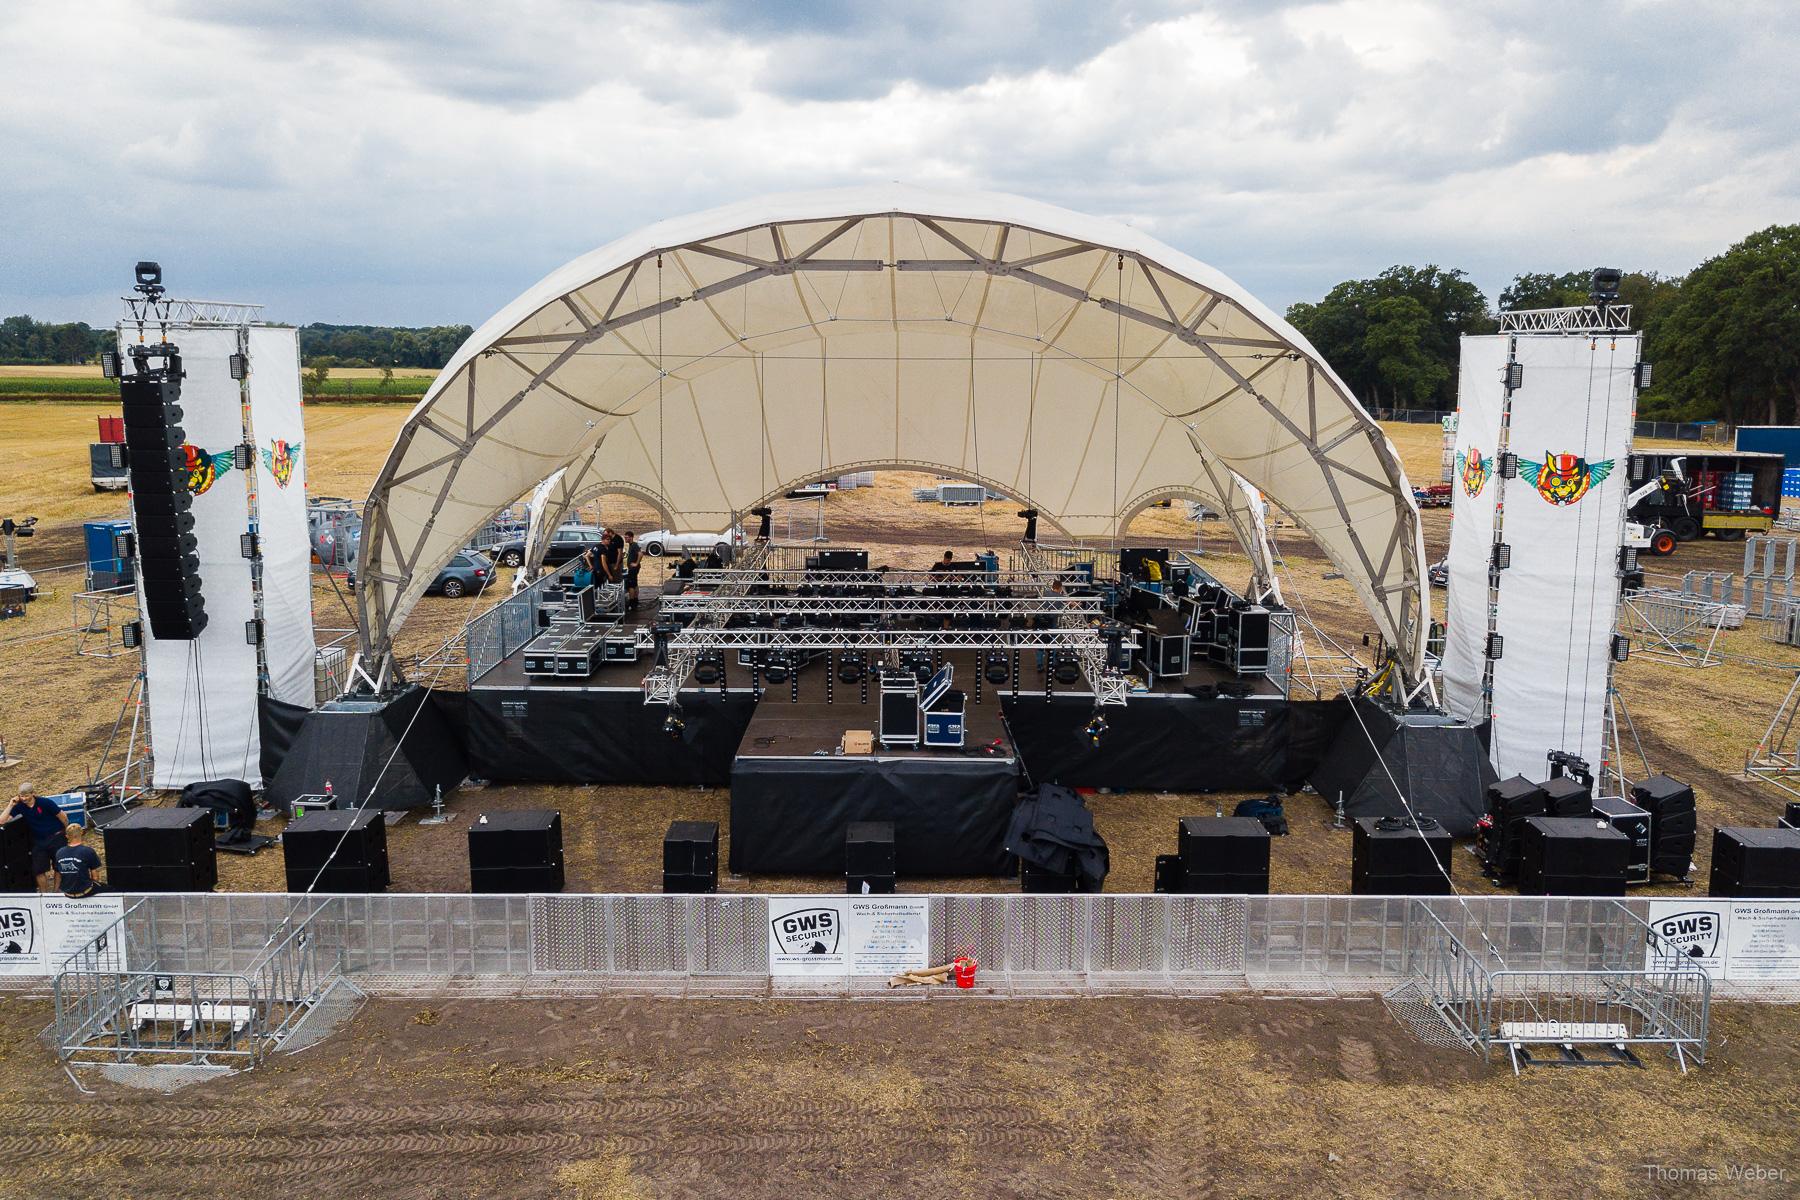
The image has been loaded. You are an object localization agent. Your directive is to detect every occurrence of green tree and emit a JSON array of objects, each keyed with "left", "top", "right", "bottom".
[
  {"left": 1287, "top": 265, "right": 1492, "bottom": 410},
  {"left": 304, "top": 361, "right": 331, "bottom": 399},
  {"left": 1653, "top": 225, "right": 1800, "bottom": 425},
  {"left": 1363, "top": 296, "right": 1449, "bottom": 407},
  {"left": 379, "top": 364, "right": 394, "bottom": 392}
]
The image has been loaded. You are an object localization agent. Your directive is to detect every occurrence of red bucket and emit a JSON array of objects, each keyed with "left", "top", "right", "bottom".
[{"left": 952, "top": 955, "right": 978, "bottom": 989}]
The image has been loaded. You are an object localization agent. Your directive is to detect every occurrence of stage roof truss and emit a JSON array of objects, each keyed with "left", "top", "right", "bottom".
[{"left": 360, "top": 186, "right": 1426, "bottom": 690}]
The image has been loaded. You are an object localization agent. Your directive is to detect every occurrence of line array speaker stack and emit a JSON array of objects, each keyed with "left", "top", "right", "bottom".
[
  {"left": 1482, "top": 776, "right": 1547, "bottom": 883},
  {"left": 1631, "top": 775, "right": 1697, "bottom": 880},
  {"left": 663, "top": 820, "right": 719, "bottom": 893},
  {"left": 283, "top": 809, "right": 389, "bottom": 893},
  {"left": 846, "top": 821, "right": 896, "bottom": 894},
  {"left": 1351, "top": 817, "right": 1452, "bottom": 895},
  {"left": 1, "top": 818, "right": 35, "bottom": 890},
  {"left": 1155, "top": 817, "right": 1270, "bottom": 894},
  {"left": 120, "top": 344, "right": 207, "bottom": 639},
  {"left": 468, "top": 810, "right": 564, "bottom": 893},
  {"left": 1518, "top": 817, "right": 1628, "bottom": 896},
  {"left": 1709, "top": 827, "right": 1800, "bottom": 898},
  {"left": 103, "top": 807, "right": 217, "bottom": 892}
]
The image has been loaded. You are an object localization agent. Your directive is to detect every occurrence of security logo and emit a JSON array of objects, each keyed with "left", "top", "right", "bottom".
[
  {"left": 1519, "top": 450, "right": 1614, "bottom": 506},
  {"left": 1651, "top": 910, "right": 1722, "bottom": 960},
  {"left": 1454, "top": 447, "right": 1491, "bottom": 499},
  {"left": 771, "top": 907, "right": 838, "bottom": 956},
  {"left": 0, "top": 906, "right": 35, "bottom": 956}
]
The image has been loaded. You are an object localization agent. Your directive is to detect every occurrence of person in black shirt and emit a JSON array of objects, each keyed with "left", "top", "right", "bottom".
[
  {"left": 53, "top": 824, "right": 103, "bottom": 898},
  {"left": 4, "top": 784, "right": 70, "bottom": 892},
  {"left": 675, "top": 548, "right": 697, "bottom": 580},
  {"left": 600, "top": 529, "right": 623, "bottom": 587},
  {"left": 623, "top": 530, "right": 642, "bottom": 610}
]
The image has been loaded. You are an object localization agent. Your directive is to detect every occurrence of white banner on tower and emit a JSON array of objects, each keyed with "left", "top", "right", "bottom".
[
  {"left": 123, "top": 326, "right": 264, "bottom": 787},
  {"left": 1441, "top": 332, "right": 1639, "bottom": 780},
  {"left": 246, "top": 326, "right": 315, "bottom": 709}
]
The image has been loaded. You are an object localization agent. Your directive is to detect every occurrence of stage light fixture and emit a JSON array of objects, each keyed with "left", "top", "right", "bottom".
[
  {"left": 1618, "top": 545, "right": 1638, "bottom": 573},
  {"left": 1611, "top": 634, "right": 1631, "bottom": 663},
  {"left": 106, "top": 443, "right": 126, "bottom": 470},
  {"left": 1590, "top": 267, "right": 1623, "bottom": 306},
  {"left": 1485, "top": 632, "right": 1505, "bottom": 660},
  {"left": 121, "top": 620, "right": 142, "bottom": 649},
  {"left": 1083, "top": 711, "right": 1108, "bottom": 746},
  {"left": 1498, "top": 451, "right": 1519, "bottom": 479},
  {"left": 240, "top": 532, "right": 260, "bottom": 560},
  {"left": 133, "top": 261, "right": 165, "bottom": 301},
  {"left": 1490, "top": 543, "right": 1512, "bottom": 571},
  {"left": 663, "top": 710, "right": 686, "bottom": 737},
  {"left": 1502, "top": 362, "right": 1524, "bottom": 390},
  {"left": 1634, "top": 361, "right": 1654, "bottom": 391},
  {"left": 100, "top": 349, "right": 122, "bottom": 379},
  {"left": 229, "top": 353, "right": 248, "bottom": 381},
  {"left": 233, "top": 443, "right": 254, "bottom": 471},
  {"left": 245, "top": 618, "right": 264, "bottom": 646},
  {"left": 114, "top": 531, "right": 135, "bottom": 561}
]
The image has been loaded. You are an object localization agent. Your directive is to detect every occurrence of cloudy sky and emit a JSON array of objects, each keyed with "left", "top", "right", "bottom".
[{"left": 3, "top": 0, "right": 1795, "bottom": 327}]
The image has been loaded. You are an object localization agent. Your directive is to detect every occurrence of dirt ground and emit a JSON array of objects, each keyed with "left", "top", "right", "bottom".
[
  {"left": 0, "top": 994, "right": 1794, "bottom": 1200},
  {"left": 0, "top": 400, "right": 1794, "bottom": 897}
]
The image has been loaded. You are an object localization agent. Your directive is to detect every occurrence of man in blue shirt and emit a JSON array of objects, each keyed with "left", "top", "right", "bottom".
[
  {"left": 4, "top": 785, "right": 70, "bottom": 892},
  {"left": 53, "top": 825, "right": 103, "bottom": 898}
]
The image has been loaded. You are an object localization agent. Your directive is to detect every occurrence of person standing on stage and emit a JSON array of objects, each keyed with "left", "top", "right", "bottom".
[
  {"left": 53, "top": 824, "right": 104, "bottom": 898},
  {"left": 623, "top": 530, "right": 642, "bottom": 611}
]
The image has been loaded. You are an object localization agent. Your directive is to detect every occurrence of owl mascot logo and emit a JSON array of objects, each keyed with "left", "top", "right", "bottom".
[
  {"left": 1454, "top": 447, "right": 1491, "bottom": 498},
  {"left": 182, "top": 445, "right": 236, "bottom": 496},
  {"left": 261, "top": 439, "right": 301, "bottom": 488},
  {"left": 1518, "top": 450, "right": 1614, "bottom": 506}
]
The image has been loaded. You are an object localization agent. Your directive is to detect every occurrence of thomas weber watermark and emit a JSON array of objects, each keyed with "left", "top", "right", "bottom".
[{"left": 1639, "top": 1163, "right": 1789, "bottom": 1186}]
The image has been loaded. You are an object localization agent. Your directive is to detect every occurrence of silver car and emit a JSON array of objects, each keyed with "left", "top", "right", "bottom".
[{"left": 637, "top": 526, "right": 746, "bottom": 557}]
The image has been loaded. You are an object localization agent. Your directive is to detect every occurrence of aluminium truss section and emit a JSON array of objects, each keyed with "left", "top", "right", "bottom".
[
  {"left": 72, "top": 586, "right": 138, "bottom": 658},
  {"left": 656, "top": 593, "right": 1106, "bottom": 619},
  {"left": 685, "top": 566, "right": 1081, "bottom": 591},
  {"left": 1746, "top": 670, "right": 1800, "bottom": 800},
  {"left": 1496, "top": 305, "right": 1633, "bottom": 335},
  {"left": 1620, "top": 588, "right": 1728, "bottom": 667}
]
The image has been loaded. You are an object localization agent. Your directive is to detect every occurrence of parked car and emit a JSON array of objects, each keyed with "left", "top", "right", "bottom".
[
  {"left": 638, "top": 525, "right": 746, "bottom": 558},
  {"left": 349, "top": 550, "right": 494, "bottom": 598},
  {"left": 489, "top": 523, "right": 606, "bottom": 568}
]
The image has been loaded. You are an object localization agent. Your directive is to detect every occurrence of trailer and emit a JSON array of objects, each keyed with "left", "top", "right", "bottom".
[{"left": 1626, "top": 450, "right": 1783, "bottom": 543}]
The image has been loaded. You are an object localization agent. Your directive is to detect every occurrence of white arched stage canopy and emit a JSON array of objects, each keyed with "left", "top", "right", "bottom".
[{"left": 357, "top": 185, "right": 1426, "bottom": 684}]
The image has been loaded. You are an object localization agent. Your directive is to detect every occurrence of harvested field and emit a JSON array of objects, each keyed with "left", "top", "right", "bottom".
[{"left": 1, "top": 994, "right": 1796, "bottom": 1199}]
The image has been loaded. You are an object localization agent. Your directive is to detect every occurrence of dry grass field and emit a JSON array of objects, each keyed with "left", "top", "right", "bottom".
[{"left": 0, "top": 399, "right": 1793, "bottom": 895}]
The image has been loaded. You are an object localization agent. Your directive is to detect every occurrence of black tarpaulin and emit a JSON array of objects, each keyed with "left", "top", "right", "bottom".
[
  {"left": 1004, "top": 783, "right": 1109, "bottom": 890},
  {"left": 729, "top": 754, "right": 1018, "bottom": 876},
  {"left": 464, "top": 689, "right": 754, "bottom": 786},
  {"left": 258, "top": 696, "right": 310, "bottom": 786},
  {"left": 1306, "top": 698, "right": 1494, "bottom": 835},
  {"left": 266, "top": 684, "right": 468, "bottom": 811},
  {"left": 1001, "top": 695, "right": 1346, "bottom": 792}
]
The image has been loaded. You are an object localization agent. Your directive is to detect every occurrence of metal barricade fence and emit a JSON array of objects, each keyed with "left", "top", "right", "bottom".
[
  {"left": 22, "top": 893, "right": 1788, "bottom": 1006},
  {"left": 51, "top": 899, "right": 344, "bottom": 1065}
]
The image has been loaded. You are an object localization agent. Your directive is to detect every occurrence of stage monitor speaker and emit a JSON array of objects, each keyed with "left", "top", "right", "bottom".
[
  {"left": 468, "top": 809, "right": 564, "bottom": 893},
  {"left": 663, "top": 820, "right": 719, "bottom": 894},
  {"left": 0, "top": 818, "right": 34, "bottom": 890},
  {"left": 103, "top": 807, "right": 217, "bottom": 892},
  {"left": 1591, "top": 796, "right": 1651, "bottom": 884},
  {"left": 119, "top": 352, "right": 208, "bottom": 640},
  {"left": 846, "top": 821, "right": 895, "bottom": 888},
  {"left": 1631, "top": 775, "right": 1697, "bottom": 878},
  {"left": 283, "top": 808, "right": 389, "bottom": 893},
  {"left": 1709, "top": 827, "right": 1800, "bottom": 898},
  {"left": 1175, "top": 817, "right": 1270, "bottom": 894},
  {"left": 1352, "top": 818, "right": 1452, "bottom": 895},
  {"left": 1540, "top": 776, "right": 1592, "bottom": 816},
  {"left": 1021, "top": 864, "right": 1081, "bottom": 893},
  {"left": 1518, "top": 817, "right": 1628, "bottom": 896}
]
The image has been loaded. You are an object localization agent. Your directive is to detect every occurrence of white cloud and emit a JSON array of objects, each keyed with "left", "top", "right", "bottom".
[{"left": 1, "top": 0, "right": 1795, "bottom": 325}]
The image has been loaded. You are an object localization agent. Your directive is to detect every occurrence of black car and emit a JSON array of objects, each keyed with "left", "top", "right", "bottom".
[
  {"left": 348, "top": 550, "right": 494, "bottom": 598},
  {"left": 490, "top": 524, "right": 606, "bottom": 568}
]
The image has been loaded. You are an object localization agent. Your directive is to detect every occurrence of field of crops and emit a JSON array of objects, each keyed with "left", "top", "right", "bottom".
[{"left": 0, "top": 369, "right": 434, "bottom": 399}]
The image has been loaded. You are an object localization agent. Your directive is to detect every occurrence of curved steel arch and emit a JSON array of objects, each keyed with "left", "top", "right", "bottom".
[{"left": 358, "top": 186, "right": 1425, "bottom": 688}]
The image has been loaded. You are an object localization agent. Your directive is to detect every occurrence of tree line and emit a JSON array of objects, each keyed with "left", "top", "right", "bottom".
[
  {"left": 1285, "top": 223, "right": 1800, "bottom": 426},
  {"left": 0, "top": 317, "right": 472, "bottom": 371}
]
